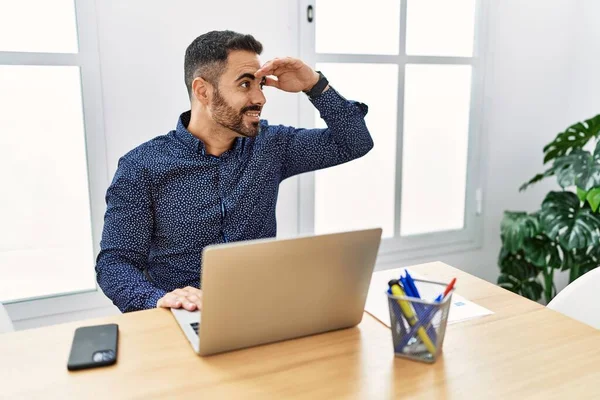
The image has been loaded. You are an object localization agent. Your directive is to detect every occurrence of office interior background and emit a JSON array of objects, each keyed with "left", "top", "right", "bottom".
[{"left": 1, "top": 0, "right": 599, "bottom": 330}]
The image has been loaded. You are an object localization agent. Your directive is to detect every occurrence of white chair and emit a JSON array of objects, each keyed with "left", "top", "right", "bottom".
[
  {"left": 0, "top": 302, "right": 14, "bottom": 333},
  {"left": 547, "top": 267, "right": 600, "bottom": 329}
]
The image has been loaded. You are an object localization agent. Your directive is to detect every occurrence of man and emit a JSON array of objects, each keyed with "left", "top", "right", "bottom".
[{"left": 96, "top": 30, "right": 373, "bottom": 313}]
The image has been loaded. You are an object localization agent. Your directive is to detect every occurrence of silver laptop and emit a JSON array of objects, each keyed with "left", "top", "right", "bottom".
[{"left": 171, "top": 228, "right": 382, "bottom": 356}]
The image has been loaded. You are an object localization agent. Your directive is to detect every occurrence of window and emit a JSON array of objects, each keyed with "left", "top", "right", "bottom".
[
  {"left": 0, "top": 0, "right": 107, "bottom": 307},
  {"left": 300, "top": 0, "right": 486, "bottom": 260}
]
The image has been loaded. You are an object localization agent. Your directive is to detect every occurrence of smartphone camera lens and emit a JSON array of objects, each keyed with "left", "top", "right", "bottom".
[
  {"left": 92, "top": 350, "right": 115, "bottom": 362},
  {"left": 103, "top": 350, "right": 115, "bottom": 361}
]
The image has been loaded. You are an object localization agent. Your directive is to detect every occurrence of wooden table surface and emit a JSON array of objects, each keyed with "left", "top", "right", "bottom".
[{"left": 2, "top": 262, "right": 599, "bottom": 399}]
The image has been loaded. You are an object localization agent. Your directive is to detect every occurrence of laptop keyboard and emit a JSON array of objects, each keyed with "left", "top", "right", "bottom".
[{"left": 190, "top": 322, "right": 199, "bottom": 335}]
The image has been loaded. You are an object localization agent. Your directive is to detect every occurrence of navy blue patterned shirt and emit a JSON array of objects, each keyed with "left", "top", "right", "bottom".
[{"left": 96, "top": 87, "right": 373, "bottom": 312}]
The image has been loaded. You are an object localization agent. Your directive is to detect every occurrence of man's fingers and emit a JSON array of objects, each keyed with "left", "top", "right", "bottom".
[
  {"left": 184, "top": 287, "right": 203, "bottom": 298},
  {"left": 264, "top": 77, "right": 280, "bottom": 88},
  {"left": 255, "top": 59, "right": 275, "bottom": 77},
  {"left": 256, "top": 66, "right": 286, "bottom": 79},
  {"left": 256, "top": 57, "right": 302, "bottom": 78},
  {"left": 173, "top": 288, "right": 190, "bottom": 297},
  {"left": 270, "top": 58, "right": 300, "bottom": 72},
  {"left": 186, "top": 295, "right": 203, "bottom": 309},
  {"left": 255, "top": 65, "right": 275, "bottom": 78},
  {"left": 165, "top": 296, "right": 196, "bottom": 311},
  {"left": 157, "top": 287, "right": 202, "bottom": 310},
  {"left": 157, "top": 293, "right": 182, "bottom": 309},
  {"left": 278, "top": 57, "right": 299, "bottom": 67},
  {"left": 184, "top": 288, "right": 203, "bottom": 310},
  {"left": 255, "top": 58, "right": 287, "bottom": 78}
]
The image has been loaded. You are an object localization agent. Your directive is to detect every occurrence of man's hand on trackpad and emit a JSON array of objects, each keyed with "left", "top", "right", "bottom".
[{"left": 157, "top": 286, "right": 203, "bottom": 311}]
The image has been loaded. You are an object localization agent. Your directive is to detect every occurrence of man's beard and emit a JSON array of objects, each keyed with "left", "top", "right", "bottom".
[{"left": 211, "top": 87, "right": 261, "bottom": 138}]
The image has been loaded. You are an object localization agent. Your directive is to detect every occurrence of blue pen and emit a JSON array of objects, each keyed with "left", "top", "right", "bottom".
[
  {"left": 402, "top": 272, "right": 438, "bottom": 344},
  {"left": 405, "top": 271, "right": 421, "bottom": 298}
]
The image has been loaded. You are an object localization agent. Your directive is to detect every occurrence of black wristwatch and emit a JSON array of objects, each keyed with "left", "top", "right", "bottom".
[{"left": 303, "top": 71, "right": 329, "bottom": 99}]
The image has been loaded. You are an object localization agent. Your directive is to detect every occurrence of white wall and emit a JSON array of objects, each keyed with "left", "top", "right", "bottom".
[{"left": 567, "top": 1, "right": 600, "bottom": 120}]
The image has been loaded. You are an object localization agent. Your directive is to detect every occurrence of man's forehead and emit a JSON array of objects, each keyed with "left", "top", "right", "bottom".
[{"left": 224, "top": 51, "right": 261, "bottom": 77}]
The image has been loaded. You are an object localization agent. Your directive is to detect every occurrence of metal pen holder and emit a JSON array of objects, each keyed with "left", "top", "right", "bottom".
[{"left": 387, "top": 279, "right": 454, "bottom": 363}]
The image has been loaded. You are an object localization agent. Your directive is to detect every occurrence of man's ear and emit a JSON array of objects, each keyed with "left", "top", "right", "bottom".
[{"left": 192, "top": 77, "right": 211, "bottom": 105}]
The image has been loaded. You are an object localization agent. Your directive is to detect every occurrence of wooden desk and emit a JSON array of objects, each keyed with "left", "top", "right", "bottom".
[{"left": 2, "top": 262, "right": 600, "bottom": 399}]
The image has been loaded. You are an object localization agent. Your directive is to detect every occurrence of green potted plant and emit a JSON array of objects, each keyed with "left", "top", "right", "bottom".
[{"left": 498, "top": 114, "right": 600, "bottom": 303}]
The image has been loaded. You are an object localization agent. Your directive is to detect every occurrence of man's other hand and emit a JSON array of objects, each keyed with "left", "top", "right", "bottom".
[
  {"left": 254, "top": 57, "right": 320, "bottom": 93},
  {"left": 157, "top": 286, "right": 203, "bottom": 311}
]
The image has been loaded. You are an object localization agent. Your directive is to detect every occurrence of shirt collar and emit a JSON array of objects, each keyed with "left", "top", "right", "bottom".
[
  {"left": 174, "top": 111, "right": 248, "bottom": 157},
  {"left": 175, "top": 111, "right": 207, "bottom": 154}
]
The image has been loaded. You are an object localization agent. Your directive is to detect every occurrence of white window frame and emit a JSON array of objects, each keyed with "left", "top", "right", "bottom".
[
  {"left": 298, "top": 0, "right": 490, "bottom": 265},
  {"left": 1, "top": 0, "right": 113, "bottom": 323}
]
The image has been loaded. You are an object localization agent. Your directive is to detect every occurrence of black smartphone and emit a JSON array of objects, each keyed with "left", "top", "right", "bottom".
[{"left": 67, "top": 323, "right": 119, "bottom": 371}]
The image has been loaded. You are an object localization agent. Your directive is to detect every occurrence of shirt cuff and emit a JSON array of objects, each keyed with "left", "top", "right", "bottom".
[
  {"left": 309, "top": 86, "right": 368, "bottom": 119},
  {"left": 145, "top": 288, "right": 167, "bottom": 309}
]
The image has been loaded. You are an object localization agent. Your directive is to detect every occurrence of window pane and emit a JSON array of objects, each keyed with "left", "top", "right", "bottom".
[
  {"left": 315, "top": 63, "right": 398, "bottom": 238},
  {"left": 0, "top": 0, "right": 78, "bottom": 53},
  {"left": 0, "top": 66, "right": 95, "bottom": 302},
  {"left": 400, "top": 64, "right": 472, "bottom": 236},
  {"left": 406, "top": 0, "right": 476, "bottom": 57},
  {"left": 315, "top": 0, "right": 400, "bottom": 55}
]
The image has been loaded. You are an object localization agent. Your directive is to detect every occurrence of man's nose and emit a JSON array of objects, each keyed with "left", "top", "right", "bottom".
[{"left": 250, "top": 87, "right": 266, "bottom": 107}]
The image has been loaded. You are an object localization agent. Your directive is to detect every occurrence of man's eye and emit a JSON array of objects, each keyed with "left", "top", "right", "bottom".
[
  {"left": 259, "top": 83, "right": 265, "bottom": 90},
  {"left": 241, "top": 81, "right": 250, "bottom": 88}
]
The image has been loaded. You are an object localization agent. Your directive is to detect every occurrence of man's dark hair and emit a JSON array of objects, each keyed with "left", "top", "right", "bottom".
[{"left": 184, "top": 30, "right": 263, "bottom": 98}]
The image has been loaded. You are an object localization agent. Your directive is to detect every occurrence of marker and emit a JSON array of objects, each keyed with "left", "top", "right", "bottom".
[
  {"left": 402, "top": 272, "right": 437, "bottom": 342},
  {"left": 399, "top": 276, "right": 414, "bottom": 297}
]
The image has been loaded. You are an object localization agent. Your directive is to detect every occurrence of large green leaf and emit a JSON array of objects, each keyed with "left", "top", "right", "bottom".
[
  {"left": 522, "top": 235, "right": 562, "bottom": 269},
  {"left": 577, "top": 187, "right": 589, "bottom": 202},
  {"left": 497, "top": 248, "right": 544, "bottom": 301},
  {"left": 540, "top": 191, "right": 600, "bottom": 250},
  {"left": 543, "top": 114, "right": 600, "bottom": 165},
  {"left": 552, "top": 149, "right": 585, "bottom": 188},
  {"left": 563, "top": 246, "right": 600, "bottom": 282},
  {"left": 587, "top": 188, "right": 600, "bottom": 212},
  {"left": 560, "top": 247, "right": 575, "bottom": 272},
  {"left": 519, "top": 168, "right": 555, "bottom": 192},
  {"left": 578, "top": 249, "right": 600, "bottom": 277},
  {"left": 500, "top": 212, "right": 540, "bottom": 253},
  {"left": 553, "top": 146, "right": 600, "bottom": 191}
]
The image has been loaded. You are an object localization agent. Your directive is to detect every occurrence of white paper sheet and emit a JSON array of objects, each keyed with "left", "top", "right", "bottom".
[{"left": 364, "top": 267, "right": 494, "bottom": 327}]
